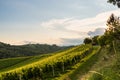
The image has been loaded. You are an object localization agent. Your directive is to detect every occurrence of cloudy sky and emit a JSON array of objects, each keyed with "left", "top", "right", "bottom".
[{"left": 0, "top": 0, "right": 120, "bottom": 45}]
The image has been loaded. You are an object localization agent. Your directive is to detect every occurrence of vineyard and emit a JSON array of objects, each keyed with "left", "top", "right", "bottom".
[
  {"left": 0, "top": 44, "right": 100, "bottom": 80},
  {"left": 0, "top": 54, "right": 52, "bottom": 73}
]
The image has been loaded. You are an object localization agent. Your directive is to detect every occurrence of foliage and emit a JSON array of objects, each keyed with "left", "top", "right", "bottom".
[
  {"left": 98, "top": 34, "right": 114, "bottom": 47},
  {"left": 107, "top": 0, "right": 120, "bottom": 8},
  {"left": 92, "top": 35, "right": 99, "bottom": 45},
  {"left": 97, "top": 14, "right": 120, "bottom": 47},
  {"left": 83, "top": 36, "right": 100, "bottom": 46},
  {"left": 97, "top": 35, "right": 105, "bottom": 47},
  {"left": 84, "top": 38, "right": 92, "bottom": 44}
]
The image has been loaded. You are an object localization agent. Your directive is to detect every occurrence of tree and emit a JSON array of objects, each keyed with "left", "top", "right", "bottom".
[
  {"left": 107, "top": 0, "right": 120, "bottom": 8},
  {"left": 92, "top": 35, "right": 99, "bottom": 45},
  {"left": 98, "top": 14, "right": 120, "bottom": 47},
  {"left": 98, "top": 35, "right": 107, "bottom": 47},
  {"left": 83, "top": 38, "right": 92, "bottom": 44},
  {"left": 106, "top": 13, "right": 120, "bottom": 40}
]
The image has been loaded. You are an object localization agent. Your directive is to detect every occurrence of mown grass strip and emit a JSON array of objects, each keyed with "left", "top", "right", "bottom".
[
  {"left": 69, "top": 46, "right": 101, "bottom": 80},
  {"left": 0, "top": 54, "right": 51, "bottom": 73},
  {"left": 0, "top": 57, "right": 31, "bottom": 72}
]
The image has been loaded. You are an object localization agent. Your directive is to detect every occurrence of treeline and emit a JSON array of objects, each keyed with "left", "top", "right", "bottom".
[
  {"left": 84, "top": 14, "right": 120, "bottom": 47},
  {"left": 0, "top": 42, "right": 72, "bottom": 59}
]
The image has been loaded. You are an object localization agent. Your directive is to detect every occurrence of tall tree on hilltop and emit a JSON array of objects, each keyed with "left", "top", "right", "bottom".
[{"left": 106, "top": 13, "right": 120, "bottom": 40}]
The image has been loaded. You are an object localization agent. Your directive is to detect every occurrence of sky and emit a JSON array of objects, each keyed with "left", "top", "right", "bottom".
[{"left": 0, "top": 0, "right": 120, "bottom": 46}]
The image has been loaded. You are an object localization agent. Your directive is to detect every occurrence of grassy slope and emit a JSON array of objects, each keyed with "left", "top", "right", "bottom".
[
  {"left": 87, "top": 42, "right": 120, "bottom": 80},
  {"left": 0, "top": 54, "right": 53, "bottom": 73},
  {"left": 0, "top": 57, "right": 30, "bottom": 71},
  {"left": 0, "top": 44, "right": 91, "bottom": 79},
  {"left": 79, "top": 47, "right": 116, "bottom": 80},
  {"left": 87, "top": 48, "right": 116, "bottom": 80},
  {"left": 52, "top": 44, "right": 120, "bottom": 80},
  {"left": 0, "top": 45, "right": 77, "bottom": 74},
  {"left": 50, "top": 46, "right": 101, "bottom": 80},
  {"left": 0, "top": 46, "right": 71, "bottom": 74},
  {"left": 2, "top": 44, "right": 118, "bottom": 80},
  {"left": 70, "top": 46, "right": 101, "bottom": 80},
  {"left": 70, "top": 43, "right": 120, "bottom": 80}
]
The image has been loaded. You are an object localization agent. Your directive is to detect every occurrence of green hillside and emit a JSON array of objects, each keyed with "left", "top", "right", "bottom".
[
  {"left": 0, "top": 44, "right": 100, "bottom": 80},
  {"left": 59, "top": 43, "right": 120, "bottom": 80},
  {"left": 0, "top": 57, "right": 30, "bottom": 72},
  {"left": 87, "top": 41, "right": 120, "bottom": 80},
  {"left": 0, "top": 48, "right": 69, "bottom": 74},
  {"left": 0, "top": 54, "right": 52, "bottom": 73},
  {"left": 0, "top": 42, "right": 71, "bottom": 59},
  {"left": 0, "top": 43, "right": 120, "bottom": 80}
]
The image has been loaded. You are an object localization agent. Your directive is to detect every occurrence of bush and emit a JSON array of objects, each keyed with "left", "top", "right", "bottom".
[{"left": 84, "top": 38, "right": 92, "bottom": 44}]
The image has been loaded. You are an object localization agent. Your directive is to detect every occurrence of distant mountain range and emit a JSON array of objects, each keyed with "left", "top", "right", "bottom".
[{"left": 0, "top": 42, "right": 72, "bottom": 59}]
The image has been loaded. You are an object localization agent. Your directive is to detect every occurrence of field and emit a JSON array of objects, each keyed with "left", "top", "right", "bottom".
[
  {"left": 0, "top": 54, "right": 51, "bottom": 73},
  {"left": 0, "top": 48, "right": 67, "bottom": 74},
  {"left": 0, "top": 44, "right": 100, "bottom": 80}
]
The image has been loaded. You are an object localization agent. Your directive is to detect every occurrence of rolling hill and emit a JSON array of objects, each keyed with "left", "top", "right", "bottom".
[
  {"left": 0, "top": 42, "right": 71, "bottom": 59},
  {"left": 0, "top": 44, "right": 101, "bottom": 80},
  {"left": 0, "top": 42, "right": 120, "bottom": 80}
]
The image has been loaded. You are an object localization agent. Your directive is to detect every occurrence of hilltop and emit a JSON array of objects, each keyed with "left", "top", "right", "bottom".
[{"left": 0, "top": 42, "right": 72, "bottom": 59}]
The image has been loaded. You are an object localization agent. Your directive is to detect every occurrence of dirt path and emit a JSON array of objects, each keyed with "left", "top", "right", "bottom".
[{"left": 78, "top": 48, "right": 116, "bottom": 80}]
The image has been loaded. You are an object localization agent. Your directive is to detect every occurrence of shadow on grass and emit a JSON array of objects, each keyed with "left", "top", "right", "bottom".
[{"left": 69, "top": 48, "right": 101, "bottom": 80}]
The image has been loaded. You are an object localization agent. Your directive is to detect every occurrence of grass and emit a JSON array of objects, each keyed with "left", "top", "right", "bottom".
[
  {"left": 89, "top": 67, "right": 120, "bottom": 80},
  {"left": 0, "top": 54, "right": 52, "bottom": 73},
  {"left": 88, "top": 43, "right": 120, "bottom": 80},
  {"left": 48, "top": 46, "right": 101, "bottom": 80},
  {"left": 0, "top": 57, "right": 30, "bottom": 71},
  {"left": 0, "top": 45, "right": 80, "bottom": 74},
  {"left": 69, "top": 46, "right": 101, "bottom": 80},
  {"left": 1, "top": 44, "right": 119, "bottom": 80},
  {"left": 0, "top": 47, "right": 71, "bottom": 74}
]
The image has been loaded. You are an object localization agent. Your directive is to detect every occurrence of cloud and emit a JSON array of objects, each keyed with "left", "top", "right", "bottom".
[
  {"left": 60, "top": 38, "right": 83, "bottom": 46},
  {"left": 41, "top": 18, "right": 72, "bottom": 30},
  {"left": 41, "top": 9, "right": 120, "bottom": 32},
  {"left": 88, "top": 28, "right": 105, "bottom": 37},
  {"left": 12, "top": 41, "right": 38, "bottom": 45},
  {"left": 60, "top": 28, "right": 105, "bottom": 46},
  {"left": 3, "top": 9, "right": 120, "bottom": 46},
  {"left": 39, "top": 9, "right": 120, "bottom": 45}
]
